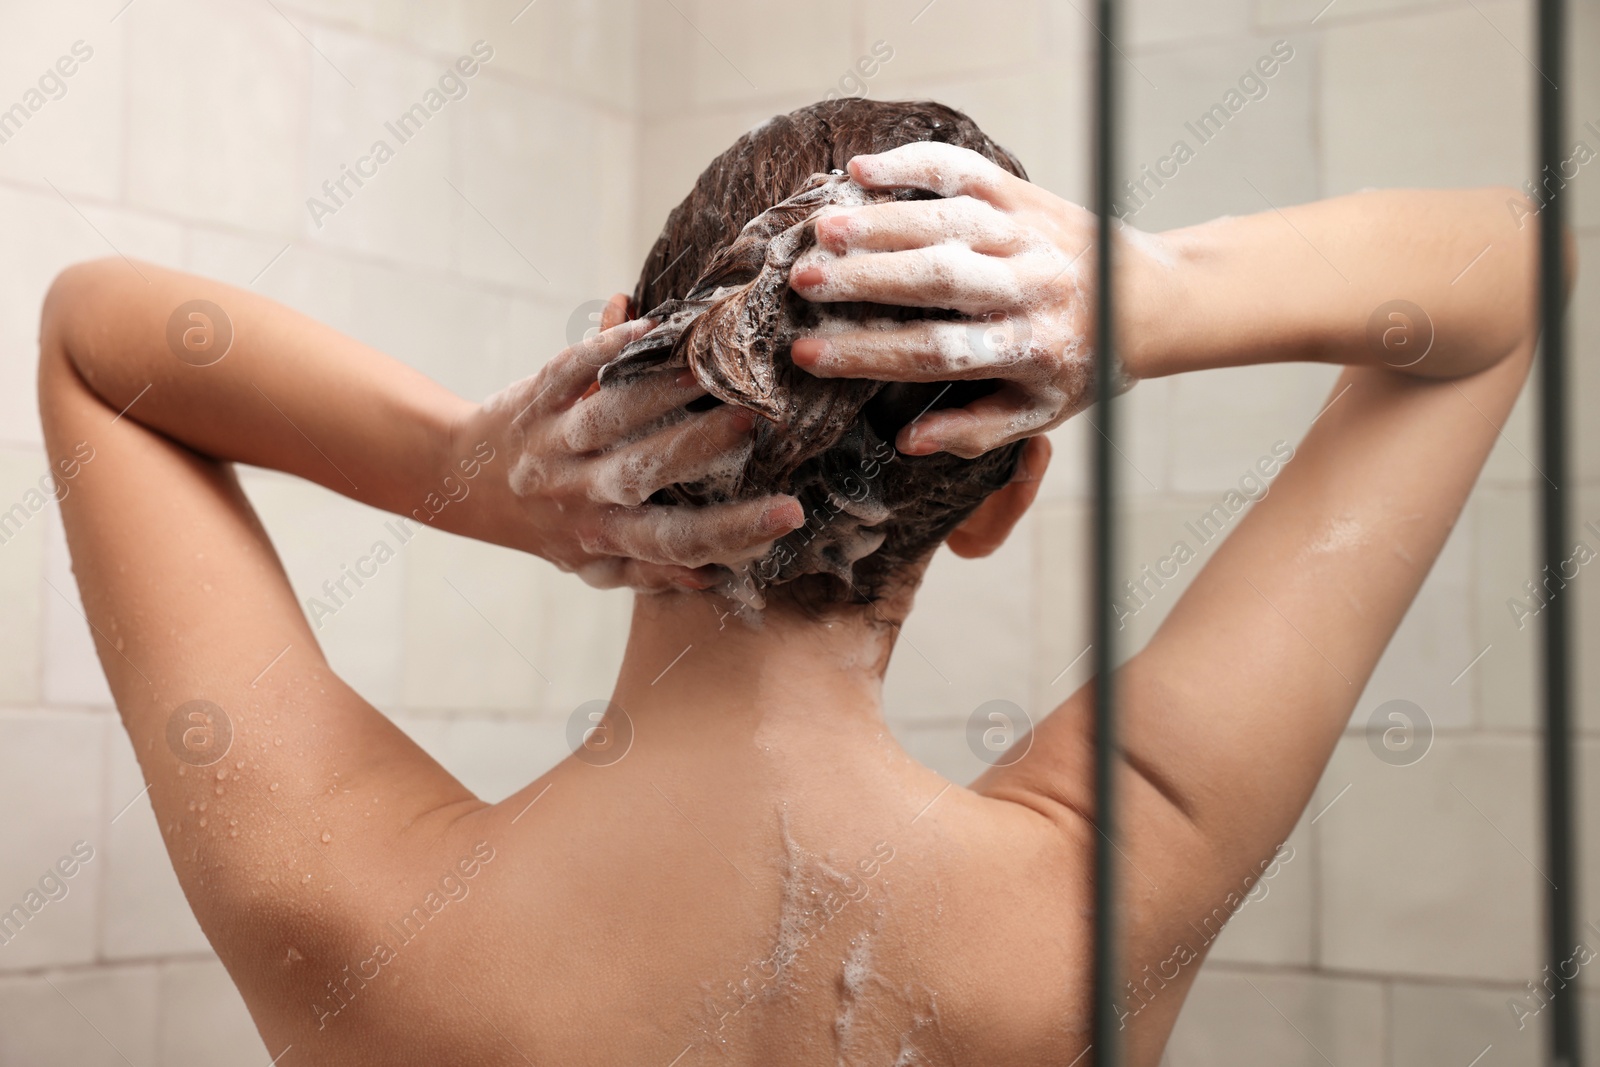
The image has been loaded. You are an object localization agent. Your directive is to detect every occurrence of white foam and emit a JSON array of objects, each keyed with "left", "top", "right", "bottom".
[
  {"left": 589, "top": 434, "right": 755, "bottom": 508},
  {"left": 1113, "top": 217, "right": 1178, "bottom": 270}
]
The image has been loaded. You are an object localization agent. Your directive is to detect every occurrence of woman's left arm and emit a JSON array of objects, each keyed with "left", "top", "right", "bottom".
[
  {"left": 790, "top": 145, "right": 1571, "bottom": 1055},
  {"left": 787, "top": 142, "right": 1553, "bottom": 456}
]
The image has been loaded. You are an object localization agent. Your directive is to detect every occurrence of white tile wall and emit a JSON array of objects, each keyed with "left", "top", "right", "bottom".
[
  {"left": 1473, "top": 484, "right": 1543, "bottom": 730},
  {"left": 301, "top": 25, "right": 463, "bottom": 268},
  {"left": 454, "top": 73, "right": 635, "bottom": 298},
  {"left": 1389, "top": 980, "right": 1543, "bottom": 1067},
  {"left": 1356, "top": 509, "right": 1475, "bottom": 730},
  {"left": 1317, "top": 2, "right": 1533, "bottom": 194},
  {"left": 0, "top": 0, "right": 1586, "bottom": 1061},
  {"left": 0, "top": 6, "right": 126, "bottom": 202},
  {"left": 102, "top": 729, "right": 210, "bottom": 959},
  {"left": 1121, "top": 32, "right": 1320, "bottom": 233},
  {"left": 0, "top": 449, "right": 48, "bottom": 704},
  {"left": 862, "top": 0, "right": 1048, "bottom": 91},
  {"left": 236, "top": 471, "right": 408, "bottom": 710},
  {"left": 400, "top": 527, "right": 547, "bottom": 713},
  {"left": 1167, "top": 363, "right": 1338, "bottom": 494},
  {"left": 1165, "top": 968, "right": 1385, "bottom": 1065},
  {"left": 156, "top": 958, "right": 269, "bottom": 1066},
  {"left": 0, "top": 964, "right": 160, "bottom": 1067},
  {"left": 884, "top": 514, "right": 1037, "bottom": 724},
  {"left": 125, "top": 0, "right": 308, "bottom": 234},
  {"left": 682, "top": 0, "right": 859, "bottom": 109},
  {"left": 1204, "top": 809, "right": 1315, "bottom": 966},
  {"left": 0, "top": 710, "right": 105, "bottom": 973},
  {"left": 1316, "top": 735, "right": 1541, "bottom": 982},
  {"left": 1574, "top": 231, "right": 1600, "bottom": 483}
]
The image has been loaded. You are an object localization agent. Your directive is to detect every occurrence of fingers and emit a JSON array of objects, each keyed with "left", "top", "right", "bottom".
[
  {"left": 814, "top": 196, "right": 1024, "bottom": 257},
  {"left": 534, "top": 316, "right": 657, "bottom": 412},
  {"left": 898, "top": 383, "right": 1060, "bottom": 459},
  {"left": 578, "top": 557, "right": 718, "bottom": 593},
  {"left": 792, "top": 319, "right": 1034, "bottom": 381},
  {"left": 587, "top": 495, "right": 805, "bottom": 569},
  {"left": 791, "top": 244, "right": 1021, "bottom": 315},
  {"left": 847, "top": 142, "right": 1026, "bottom": 209},
  {"left": 590, "top": 403, "right": 757, "bottom": 507},
  {"left": 563, "top": 368, "right": 706, "bottom": 453},
  {"left": 600, "top": 292, "right": 630, "bottom": 331}
]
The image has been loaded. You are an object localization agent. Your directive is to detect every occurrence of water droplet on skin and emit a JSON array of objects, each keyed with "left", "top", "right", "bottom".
[
  {"left": 215, "top": 785, "right": 224, "bottom": 795},
  {"left": 229, "top": 829, "right": 238, "bottom": 838},
  {"left": 229, "top": 818, "right": 238, "bottom": 827},
  {"left": 198, "top": 817, "right": 208, "bottom": 828},
  {"left": 320, "top": 831, "right": 332, "bottom": 844},
  {"left": 302, "top": 873, "right": 312, "bottom": 884},
  {"left": 199, "top": 800, "right": 208, "bottom": 812},
  {"left": 236, "top": 760, "right": 245, "bottom": 770},
  {"left": 177, "top": 765, "right": 186, "bottom": 777},
  {"left": 216, "top": 767, "right": 228, "bottom": 780},
  {"left": 187, "top": 800, "right": 196, "bottom": 812},
  {"left": 269, "top": 782, "right": 279, "bottom": 791},
  {"left": 274, "top": 737, "right": 283, "bottom": 746},
  {"left": 114, "top": 636, "right": 125, "bottom": 651},
  {"left": 286, "top": 946, "right": 304, "bottom": 962}
]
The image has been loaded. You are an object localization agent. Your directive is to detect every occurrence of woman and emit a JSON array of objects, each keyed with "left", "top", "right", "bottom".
[{"left": 38, "top": 100, "right": 1560, "bottom": 1065}]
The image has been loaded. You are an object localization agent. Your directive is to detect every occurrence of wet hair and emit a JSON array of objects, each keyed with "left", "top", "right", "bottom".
[{"left": 607, "top": 99, "right": 1028, "bottom": 608}]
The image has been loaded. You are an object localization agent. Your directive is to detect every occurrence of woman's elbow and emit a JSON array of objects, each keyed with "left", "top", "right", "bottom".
[{"left": 40, "top": 259, "right": 103, "bottom": 341}]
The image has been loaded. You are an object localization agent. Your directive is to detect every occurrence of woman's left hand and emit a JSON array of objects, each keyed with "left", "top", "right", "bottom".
[{"left": 788, "top": 141, "right": 1148, "bottom": 459}]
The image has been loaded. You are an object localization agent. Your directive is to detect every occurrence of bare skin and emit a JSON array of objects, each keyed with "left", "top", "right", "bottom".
[{"left": 37, "top": 141, "right": 1563, "bottom": 1065}]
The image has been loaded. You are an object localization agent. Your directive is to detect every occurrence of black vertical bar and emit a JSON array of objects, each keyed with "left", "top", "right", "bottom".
[
  {"left": 1536, "top": 0, "right": 1579, "bottom": 1064},
  {"left": 1090, "top": 0, "right": 1120, "bottom": 1062}
]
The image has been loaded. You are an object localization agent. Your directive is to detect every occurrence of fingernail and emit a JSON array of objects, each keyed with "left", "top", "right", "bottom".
[
  {"left": 579, "top": 380, "right": 602, "bottom": 401},
  {"left": 816, "top": 214, "right": 852, "bottom": 251},
  {"left": 675, "top": 369, "right": 699, "bottom": 389},
  {"left": 727, "top": 407, "right": 756, "bottom": 433},
  {"left": 790, "top": 338, "right": 829, "bottom": 367},
  {"left": 674, "top": 573, "right": 711, "bottom": 591},
  {"left": 791, "top": 264, "right": 827, "bottom": 290},
  {"left": 761, "top": 500, "right": 804, "bottom": 533},
  {"left": 900, "top": 424, "right": 937, "bottom": 455}
]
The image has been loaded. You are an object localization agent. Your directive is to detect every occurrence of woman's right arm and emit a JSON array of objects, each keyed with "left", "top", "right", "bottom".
[
  {"left": 38, "top": 260, "right": 800, "bottom": 1051},
  {"left": 46, "top": 259, "right": 799, "bottom": 588}
]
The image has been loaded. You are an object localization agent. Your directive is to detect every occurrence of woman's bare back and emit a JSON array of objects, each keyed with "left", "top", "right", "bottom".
[{"left": 252, "top": 693, "right": 1086, "bottom": 1067}]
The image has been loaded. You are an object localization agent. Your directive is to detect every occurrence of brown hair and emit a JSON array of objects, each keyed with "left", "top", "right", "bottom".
[{"left": 616, "top": 99, "right": 1028, "bottom": 608}]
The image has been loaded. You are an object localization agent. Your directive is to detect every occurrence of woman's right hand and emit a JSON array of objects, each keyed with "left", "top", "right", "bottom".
[{"left": 459, "top": 295, "right": 805, "bottom": 592}]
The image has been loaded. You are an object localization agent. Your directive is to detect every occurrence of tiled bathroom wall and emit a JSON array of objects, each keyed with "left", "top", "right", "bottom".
[{"left": 0, "top": 0, "right": 1593, "bottom": 1063}]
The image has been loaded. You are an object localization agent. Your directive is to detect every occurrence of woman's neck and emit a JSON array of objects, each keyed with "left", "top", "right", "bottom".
[{"left": 609, "top": 590, "right": 899, "bottom": 751}]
